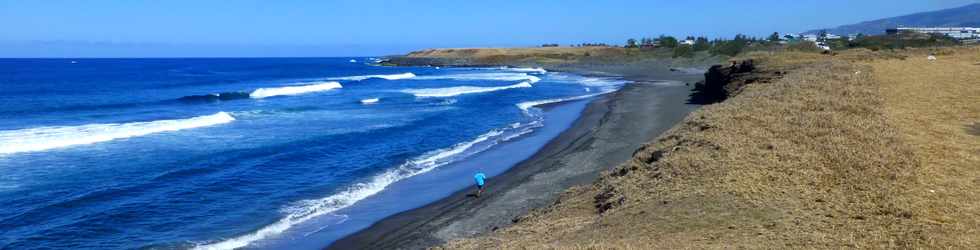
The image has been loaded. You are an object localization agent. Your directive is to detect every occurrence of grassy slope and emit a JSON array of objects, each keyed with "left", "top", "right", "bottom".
[
  {"left": 401, "top": 47, "right": 724, "bottom": 72},
  {"left": 437, "top": 47, "right": 980, "bottom": 249}
]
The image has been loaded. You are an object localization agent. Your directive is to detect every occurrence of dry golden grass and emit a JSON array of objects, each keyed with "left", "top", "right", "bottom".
[
  {"left": 405, "top": 47, "right": 629, "bottom": 65},
  {"left": 438, "top": 47, "right": 980, "bottom": 249},
  {"left": 867, "top": 46, "right": 980, "bottom": 247},
  {"left": 407, "top": 47, "right": 625, "bottom": 58}
]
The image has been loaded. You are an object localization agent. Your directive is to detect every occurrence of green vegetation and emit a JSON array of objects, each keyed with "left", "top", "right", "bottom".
[
  {"left": 768, "top": 32, "right": 781, "bottom": 42},
  {"left": 624, "top": 39, "right": 638, "bottom": 48},
  {"left": 619, "top": 28, "right": 964, "bottom": 59},
  {"left": 621, "top": 34, "right": 769, "bottom": 58},
  {"left": 672, "top": 44, "right": 694, "bottom": 58},
  {"left": 657, "top": 35, "right": 679, "bottom": 48},
  {"left": 845, "top": 32, "right": 959, "bottom": 51},
  {"left": 693, "top": 37, "right": 710, "bottom": 51},
  {"left": 709, "top": 34, "right": 752, "bottom": 56}
]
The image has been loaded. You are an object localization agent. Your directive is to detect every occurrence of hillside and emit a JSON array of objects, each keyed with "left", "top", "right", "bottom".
[
  {"left": 387, "top": 47, "right": 726, "bottom": 83},
  {"left": 808, "top": 3, "right": 980, "bottom": 35},
  {"left": 439, "top": 47, "right": 980, "bottom": 248}
]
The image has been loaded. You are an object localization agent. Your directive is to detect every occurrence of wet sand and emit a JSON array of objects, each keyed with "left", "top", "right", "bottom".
[{"left": 328, "top": 70, "right": 701, "bottom": 249}]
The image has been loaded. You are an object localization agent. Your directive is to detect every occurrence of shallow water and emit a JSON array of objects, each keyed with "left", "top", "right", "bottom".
[{"left": 0, "top": 58, "right": 624, "bottom": 249}]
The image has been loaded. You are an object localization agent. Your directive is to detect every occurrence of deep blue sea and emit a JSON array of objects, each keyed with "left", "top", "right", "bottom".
[{"left": 0, "top": 58, "right": 625, "bottom": 249}]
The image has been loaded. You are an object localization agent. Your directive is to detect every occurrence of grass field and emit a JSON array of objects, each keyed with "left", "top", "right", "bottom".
[{"left": 438, "top": 46, "right": 980, "bottom": 249}]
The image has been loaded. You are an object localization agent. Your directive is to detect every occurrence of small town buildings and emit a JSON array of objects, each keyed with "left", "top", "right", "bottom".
[
  {"left": 886, "top": 27, "right": 980, "bottom": 39},
  {"left": 803, "top": 34, "right": 819, "bottom": 42}
]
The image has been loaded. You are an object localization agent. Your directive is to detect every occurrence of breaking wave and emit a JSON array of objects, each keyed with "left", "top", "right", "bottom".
[
  {"left": 402, "top": 81, "right": 533, "bottom": 98},
  {"left": 328, "top": 73, "right": 416, "bottom": 81},
  {"left": 249, "top": 82, "right": 342, "bottom": 99},
  {"left": 413, "top": 73, "right": 541, "bottom": 83},
  {"left": 192, "top": 121, "right": 539, "bottom": 250},
  {"left": 504, "top": 67, "right": 547, "bottom": 74},
  {"left": 177, "top": 82, "right": 342, "bottom": 102},
  {"left": 360, "top": 98, "right": 380, "bottom": 104},
  {"left": 177, "top": 92, "right": 252, "bottom": 103},
  {"left": 516, "top": 90, "right": 616, "bottom": 114},
  {"left": 0, "top": 112, "right": 235, "bottom": 155}
]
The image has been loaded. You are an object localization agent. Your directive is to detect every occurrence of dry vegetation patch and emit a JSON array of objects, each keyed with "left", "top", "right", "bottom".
[
  {"left": 867, "top": 46, "right": 980, "bottom": 247},
  {"left": 440, "top": 47, "right": 980, "bottom": 249}
]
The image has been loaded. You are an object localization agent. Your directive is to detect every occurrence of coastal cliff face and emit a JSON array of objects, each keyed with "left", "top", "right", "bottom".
[
  {"left": 440, "top": 47, "right": 980, "bottom": 249},
  {"left": 689, "top": 59, "right": 784, "bottom": 104}
]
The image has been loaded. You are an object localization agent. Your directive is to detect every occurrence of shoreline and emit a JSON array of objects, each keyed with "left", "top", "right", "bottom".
[{"left": 328, "top": 68, "right": 703, "bottom": 249}]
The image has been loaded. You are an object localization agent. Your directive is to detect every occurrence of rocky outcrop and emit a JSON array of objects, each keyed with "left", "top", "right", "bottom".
[{"left": 689, "top": 59, "right": 782, "bottom": 104}]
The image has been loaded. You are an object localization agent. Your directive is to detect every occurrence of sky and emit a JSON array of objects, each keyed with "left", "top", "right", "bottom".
[{"left": 1, "top": 0, "right": 977, "bottom": 57}]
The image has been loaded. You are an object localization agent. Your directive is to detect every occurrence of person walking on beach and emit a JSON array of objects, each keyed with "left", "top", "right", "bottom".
[{"left": 474, "top": 172, "right": 487, "bottom": 198}]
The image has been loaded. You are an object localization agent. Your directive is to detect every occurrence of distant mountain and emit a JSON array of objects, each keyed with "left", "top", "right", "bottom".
[{"left": 807, "top": 3, "right": 980, "bottom": 35}]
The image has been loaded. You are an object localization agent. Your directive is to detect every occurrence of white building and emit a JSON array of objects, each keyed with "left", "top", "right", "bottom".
[
  {"left": 803, "top": 34, "right": 819, "bottom": 42},
  {"left": 681, "top": 39, "right": 695, "bottom": 45},
  {"left": 891, "top": 27, "right": 980, "bottom": 39}
]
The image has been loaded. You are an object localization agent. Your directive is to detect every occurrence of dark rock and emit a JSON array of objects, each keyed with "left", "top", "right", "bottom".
[{"left": 688, "top": 59, "right": 780, "bottom": 104}]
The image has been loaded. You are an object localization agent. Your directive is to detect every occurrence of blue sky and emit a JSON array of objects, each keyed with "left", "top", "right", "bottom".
[{"left": 1, "top": 0, "right": 976, "bottom": 57}]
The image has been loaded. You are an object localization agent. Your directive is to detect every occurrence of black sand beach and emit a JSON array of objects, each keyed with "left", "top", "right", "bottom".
[{"left": 328, "top": 69, "right": 703, "bottom": 249}]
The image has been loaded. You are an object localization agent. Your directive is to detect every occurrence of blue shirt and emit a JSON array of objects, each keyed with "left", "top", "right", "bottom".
[{"left": 474, "top": 173, "right": 486, "bottom": 186}]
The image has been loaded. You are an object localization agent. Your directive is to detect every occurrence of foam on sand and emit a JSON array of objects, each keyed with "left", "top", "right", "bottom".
[
  {"left": 249, "top": 82, "right": 342, "bottom": 99},
  {"left": 402, "top": 81, "right": 533, "bottom": 98},
  {"left": 329, "top": 73, "right": 416, "bottom": 81},
  {"left": 578, "top": 77, "right": 627, "bottom": 86},
  {"left": 506, "top": 67, "right": 547, "bottom": 74},
  {"left": 193, "top": 122, "right": 539, "bottom": 250},
  {"left": 0, "top": 112, "right": 235, "bottom": 155},
  {"left": 360, "top": 98, "right": 380, "bottom": 104}
]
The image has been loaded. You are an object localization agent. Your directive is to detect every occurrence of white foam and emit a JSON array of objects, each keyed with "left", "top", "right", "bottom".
[
  {"left": 516, "top": 91, "right": 615, "bottom": 113},
  {"left": 0, "top": 112, "right": 235, "bottom": 155},
  {"left": 329, "top": 73, "right": 416, "bottom": 81},
  {"left": 193, "top": 123, "right": 536, "bottom": 250},
  {"left": 349, "top": 59, "right": 357, "bottom": 63},
  {"left": 360, "top": 98, "right": 380, "bottom": 104},
  {"left": 249, "top": 82, "right": 342, "bottom": 99},
  {"left": 577, "top": 77, "right": 629, "bottom": 87},
  {"left": 507, "top": 67, "right": 547, "bottom": 74},
  {"left": 413, "top": 73, "right": 540, "bottom": 83},
  {"left": 402, "top": 81, "right": 533, "bottom": 98}
]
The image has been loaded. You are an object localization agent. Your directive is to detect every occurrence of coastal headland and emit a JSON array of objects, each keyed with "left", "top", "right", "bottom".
[
  {"left": 335, "top": 46, "right": 980, "bottom": 249},
  {"left": 329, "top": 47, "right": 720, "bottom": 249}
]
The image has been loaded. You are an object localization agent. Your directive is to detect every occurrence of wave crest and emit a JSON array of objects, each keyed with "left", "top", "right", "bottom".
[
  {"left": 402, "top": 81, "right": 532, "bottom": 98},
  {"left": 249, "top": 82, "right": 342, "bottom": 99},
  {"left": 177, "top": 92, "right": 252, "bottom": 103},
  {"left": 360, "top": 98, "right": 380, "bottom": 104},
  {"left": 413, "top": 73, "right": 540, "bottom": 83},
  {"left": 505, "top": 67, "right": 547, "bottom": 74},
  {"left": 329, "top": 73, "right": 416, "bottom": 81},
  {"left": 0, "top": 112, "right": 235, "bottom": 155},
  {"left": 517, "top": 91, "right": 615, "bottom": 113}
]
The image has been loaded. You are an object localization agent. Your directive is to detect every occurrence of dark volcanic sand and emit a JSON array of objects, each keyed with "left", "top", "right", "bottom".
[{"left": 328, "top": 74, "right": 701, "bottom": 249}]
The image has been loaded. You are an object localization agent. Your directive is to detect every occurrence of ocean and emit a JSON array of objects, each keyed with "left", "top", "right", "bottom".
[{"left": 0, "top": 58, "right": 625, "bottom": 249}]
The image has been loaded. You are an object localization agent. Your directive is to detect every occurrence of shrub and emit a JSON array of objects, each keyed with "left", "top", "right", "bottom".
[{"left": 673, "top": 44, "right": 695, "bottom": 58}]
